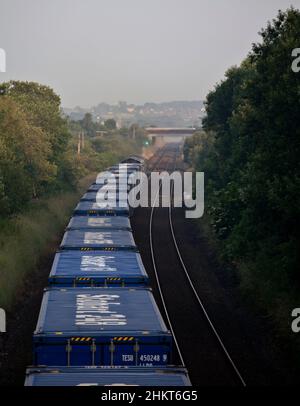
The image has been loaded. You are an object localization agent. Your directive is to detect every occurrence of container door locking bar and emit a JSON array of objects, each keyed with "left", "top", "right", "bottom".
[
  {"left": 104, "top": 277, "right": 125, "bottom": 287},
  {"left": 66, "top": 339, "right": 72, "bottom": 366},
  {"left": 134, "top": 339, "right": 139, "bottom": 366},
  {"left": 109, "top": 339, "right": 115, "bottom": 366},
  {"left": 90, "top": 338, "right": 96, "bottom": 366}
]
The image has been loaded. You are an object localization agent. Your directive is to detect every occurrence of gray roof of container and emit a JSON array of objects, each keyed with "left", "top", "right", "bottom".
[
  {"left": 49, "top": 250, "right": 147, "bottom": 278},
  {"left": 66, "top": 216, "right": 131, "bottom": 230},
  {"left": 74, "top": 201, "right": 129, "bottom": 212},
  {"left": 34, "top": 288, "right": 169, "bottom": 335},
  {"left": 121, "top": 156, "right": 144, "bottom": 164},
  {"left": 25, "top": 367, "right": 191, "bottom": 386},
  {"left": 87, "top": 183, "right": 130, "bottom": 192},
  {"left": 60, "top": 229, "right": 136, "bottom": 250},
  {"left": 80, "top": 191, "right": 129, "bottom": 202}
]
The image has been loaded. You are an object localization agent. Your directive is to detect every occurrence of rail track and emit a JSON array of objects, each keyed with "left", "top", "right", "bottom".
[{"left": 148, "top": 143, "right": 246, "bottom": 386}]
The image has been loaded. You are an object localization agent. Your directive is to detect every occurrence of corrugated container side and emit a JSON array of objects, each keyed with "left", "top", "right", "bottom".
[
  {"left": 66, "top": 216, "right": 131, "bottom": 231},
  {"left": 73, "top": 201, "right": 130, "bottom": 217},
  {"left": 33, "top": 288, "right": 172, "bottom": 367},
  {"left": 60, "top": 229, "right": 137, "bottom": 251},
  {"left": 48, "top": 250, "right": 149, "bottom": 287},
  {"left": 81, "top": 192, "right": 129, "bottom": 203}
]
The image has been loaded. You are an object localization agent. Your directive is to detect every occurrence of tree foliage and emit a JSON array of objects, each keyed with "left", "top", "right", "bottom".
[{"left": 185, "top": 8, "right": 300, "bottom": 291}]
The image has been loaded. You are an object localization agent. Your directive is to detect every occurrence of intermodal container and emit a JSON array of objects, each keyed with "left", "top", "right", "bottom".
[
  {"left": 66, "top": 216, "right": 131, "bottom": 231},
  {"left": 121, "top": 156, "right": 144, "bottom": 165},
  {"left": 48, "top": 250, "right": 149, "bottom": 286},
  {"left": 93, "top": 175, "right": 131, "bottom": 185},
  {"left": 80, "top": 191, "right": 128, "bottom": 203},
  {"left": 88, "top": 183, "right": 130, "bottom": 193},
  {"left": 33, "top": 287, "right": 172, "bottom": 367},
  {"left": 73, "top": 201, "right": 129, "bottom": 217},
  {"left": 60, "top": 229, "right": 137, "bottom": 251},
  {"left": 25, "top": 366, "right": 191, "bottom": 386}
]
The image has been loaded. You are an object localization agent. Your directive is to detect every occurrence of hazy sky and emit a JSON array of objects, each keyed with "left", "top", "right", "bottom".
[{"left": 0, "top": 0, "right": 298, "bottom": 107}]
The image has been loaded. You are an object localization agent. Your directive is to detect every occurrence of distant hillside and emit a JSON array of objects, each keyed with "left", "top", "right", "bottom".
[{"left": 63, "top": 100, "right": 204, "bottom": 128}]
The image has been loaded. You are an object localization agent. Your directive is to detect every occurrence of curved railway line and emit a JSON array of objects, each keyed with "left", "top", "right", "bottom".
[{"left": 143, "top": 143, "right": 246, "bottom": 386}]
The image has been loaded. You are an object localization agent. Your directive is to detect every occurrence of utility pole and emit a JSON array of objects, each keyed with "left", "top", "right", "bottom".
[
  {"left": 77, "top": 132, "right": 81, "bottom": 155},
  {"left": 77, "top": 132, "right": 85, "bottom": 155}
]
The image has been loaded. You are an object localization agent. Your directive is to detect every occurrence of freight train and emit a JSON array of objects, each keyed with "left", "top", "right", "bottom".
[{"left": 25, "top": 156, "right": 191, "bottom": 386}]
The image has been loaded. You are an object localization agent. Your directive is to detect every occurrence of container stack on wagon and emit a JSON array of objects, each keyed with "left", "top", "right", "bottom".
[{"left": 25, "top": 155, "right": 191, "bottom": 386}]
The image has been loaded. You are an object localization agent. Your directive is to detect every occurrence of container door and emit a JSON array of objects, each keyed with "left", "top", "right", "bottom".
[
  {"left": 104, "top": 338, "right": 171, "bottom": 366},
  {"left": 66, "top": 338, "right": 98, "bottom": 366},
  {"left": 35, "top": 345, "right": 66, "bottom": 366}
]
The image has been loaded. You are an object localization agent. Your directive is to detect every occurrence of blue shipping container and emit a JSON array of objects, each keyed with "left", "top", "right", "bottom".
[
  {"left": 74, "top": 201, "right": 129, "bottom": 217},
  {"left": 33, "top": 288, "right": 172, "bottom": 367},
  {"left": 60, "top": 229, "right": 137, "bottom": 251},
  {"left": 88, "top": 183, "right": 130, "bottom": 192},
  {"left": 109, "top": 163, "right": 141, "bottom": 171},
  {"left": 48, "top": 250, "right": 149, "bottom": 286},
  {"left": 25, "top": 366, "right": 191, "bottom": 386},
  {"left": 80, "top": 191, "right": 129, "bottom": 203},
  {"left": 66, "top": 216, "right": 131, "bottom": 231},
  {"left": 93, "top": 176, "right": 130, "bottom": 185}
]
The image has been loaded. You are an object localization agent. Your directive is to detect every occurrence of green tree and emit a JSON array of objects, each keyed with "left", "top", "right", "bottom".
[
  {"left": 81, "top": 112, "right": 96, "bottom": 137},
  {"left": 0, "top": 97, "right": 56, "bottom": 214},
  {"left": 104, "top": 118, "right": 117, "bottom": 130},
  {"left": 0, "top": 81, "right": 72, "bottom": 188},
  {"left": 185, "top": 7, "right": 300, "bottom": 298}
]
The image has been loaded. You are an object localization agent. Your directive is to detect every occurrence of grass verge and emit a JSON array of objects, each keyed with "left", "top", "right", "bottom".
[{"left": 0, "top": 174, "right": 95, "bottom": 310}]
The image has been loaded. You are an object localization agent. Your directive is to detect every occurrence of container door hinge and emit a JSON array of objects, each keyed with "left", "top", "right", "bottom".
[
  {"left": 134, "top": 339, "right": 139, "bottom": 366},
  {"left": 90, "top": 338, "right": 96, "bottom": 366},
  {"left": 66, "top": 339, "right": 72, "bottom": 366},
  {"left": 109, "top": 339, "right": 115, "bottom": 366}
]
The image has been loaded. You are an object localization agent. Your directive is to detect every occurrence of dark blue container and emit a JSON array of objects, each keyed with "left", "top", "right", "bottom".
[
  {"left": 60, "top": 229, "right": 137, "bottom": 251},
  {"left": 92, "top": 175, "right": 130, "bottom": 185},
  {"left": 25, "top": 366, "right": 191, "bottom": 386},
  {"left": 80, "top": 191, "right": 129, "bottom": 203},
  {"left": 87, "top": 183, "right": 130, "bottom": 193},
  {"left": 121, "top": 156, "right": 144, "bottom": 165},
  {"left": 33, "top": 288, "right": 172, "bottom": 367},
  {"left": 48, "top": 250, "right": 149, "bottom": 286},
  {"left": 66, "top": 216, "right": 131, "bottom": 231},
  {"left": 109, "top": 163, "right": 141, "bottom": 171},
  {"left": 73, "top": 201, "right": 129, "bottom": 217}
]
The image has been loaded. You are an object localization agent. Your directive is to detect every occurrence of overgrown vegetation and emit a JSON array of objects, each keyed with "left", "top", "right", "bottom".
[
  {"left": 0, "top": 175, "right": 94, "bottom": 310},
  {"left": 184, "top": 8, "right": 300, "bottom": 328},
  {"left": 0, "top": 80, "right": 146, "bottom": 309},
  {"left": 0, "top": 81, "right": 146, "bottom": 218}
]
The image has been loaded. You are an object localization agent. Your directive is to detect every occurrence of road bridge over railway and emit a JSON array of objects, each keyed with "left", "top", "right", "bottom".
[{"left": 145, "top": 127, "right": 196, "bottom": 144}]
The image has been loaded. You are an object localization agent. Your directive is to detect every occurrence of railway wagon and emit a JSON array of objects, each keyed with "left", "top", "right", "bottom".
[
  {"left": 33, "top": 287, "right": 172, "bottom": 367},
  {"left": 80, "top": 191, "right": 129, "bottom": 203},
  {"left": 93, "top": 174, "right": 132, "bottom": 185},
  {"left": 25, "top": 366, "right": 191, "bottom": 386},
  {"left": 60, "top": 229, "right": 137, "bottom": 251},
  {"left": 94, "top": 166, "right": 138, "bottom": 181},
  {"left": 48, "top": 250, "right": 149, "bottom": 287},
  {"left": 121, "top": 156, "right": 144, "bottom": 166},
  {"left": 110, "top": 162, "right": 142, "bottom": 170},
  {"left": 108, "top": 166, "right": 139, "bottom": 175},
  {"left": 73, "top": 201, "right": 129, "bottom": 217},
  {"left": 88, "top": 181, "right": 130, "bottom": 193},
  {"left": 66, "top": 216, "right": 131, "bottom": 231}
]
